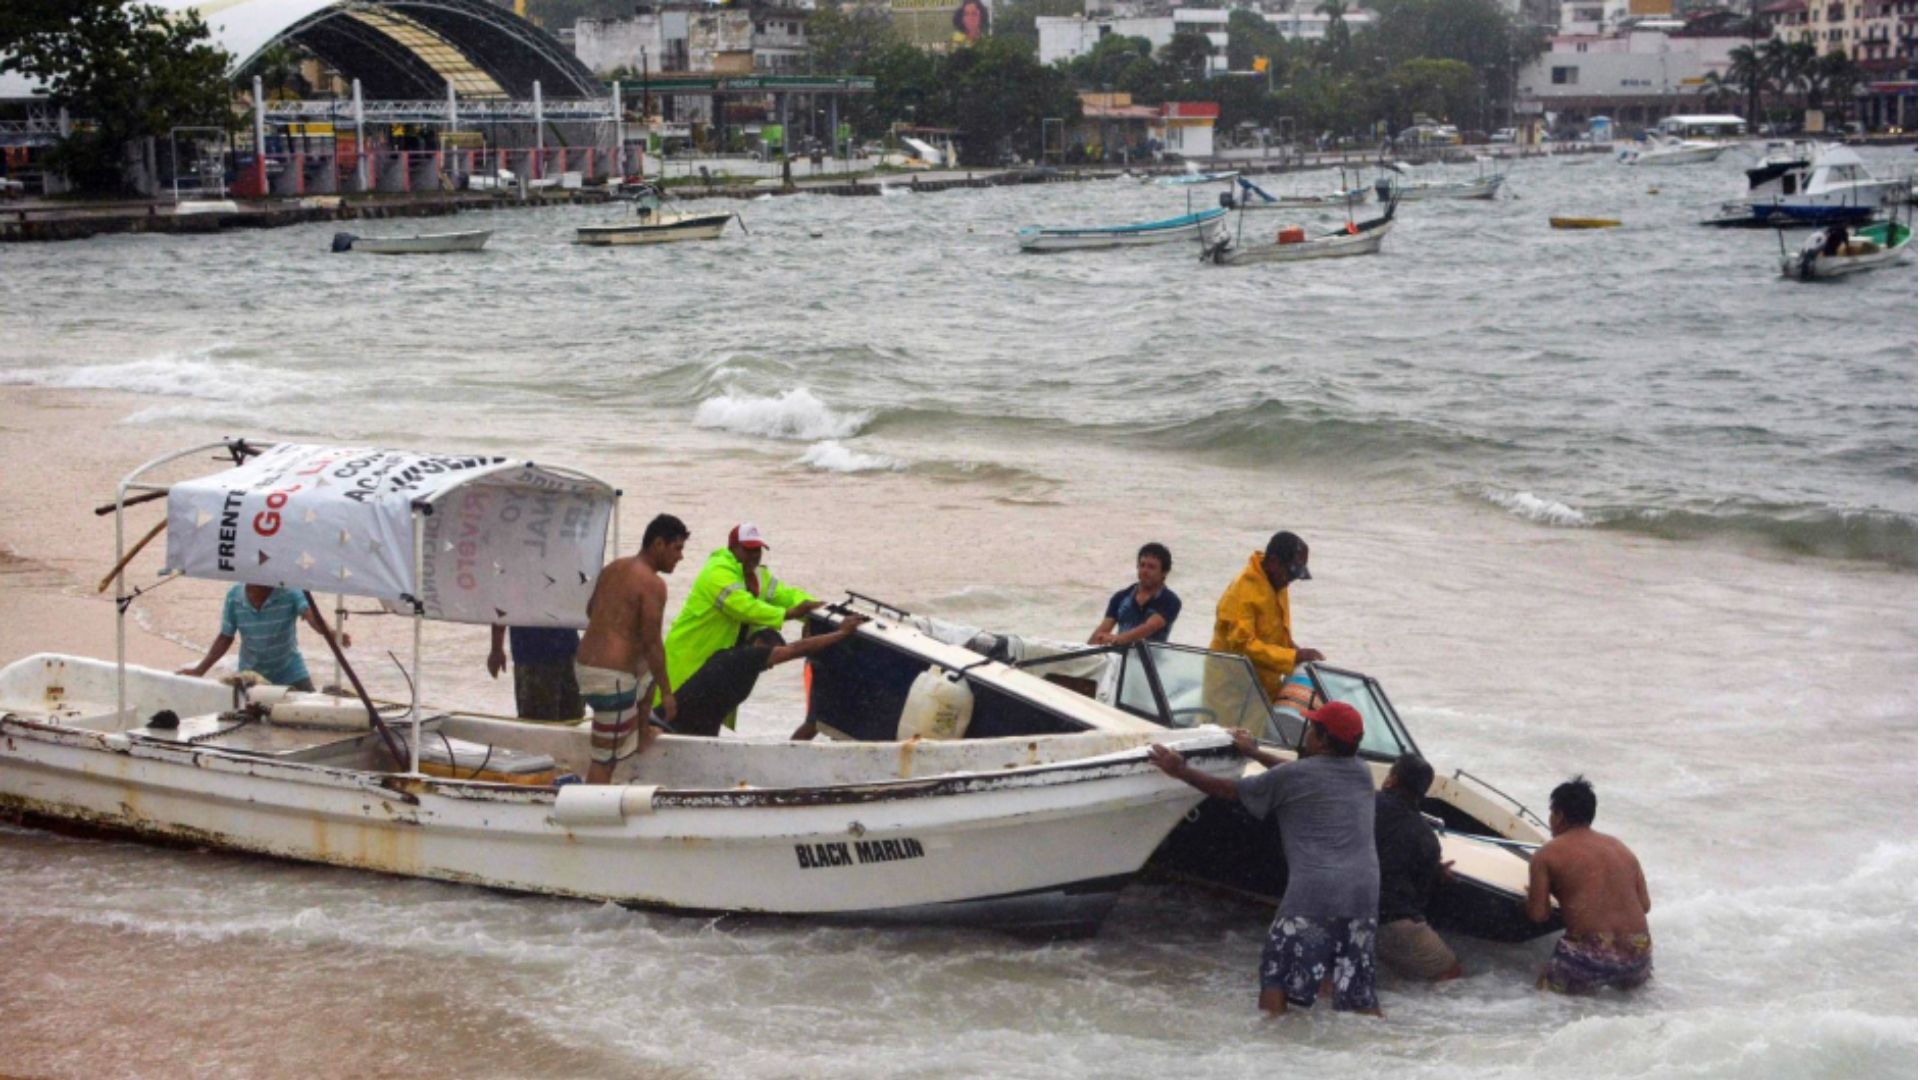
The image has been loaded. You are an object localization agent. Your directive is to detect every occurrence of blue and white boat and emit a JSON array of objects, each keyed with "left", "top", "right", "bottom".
[
  {"left": 1704, "top": 144, "right": 1914, "bottom": 228},
  {"left": 1017, "top": 207, "right": 1228, "bottom": 252}
]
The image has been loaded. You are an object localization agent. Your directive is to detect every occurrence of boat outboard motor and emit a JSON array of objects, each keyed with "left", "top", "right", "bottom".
[
  {"left": 331, "top": 232, "right": 357, "bottom": 253},
  {"left": 1219, "top": 191, "right": 1236, "bottom": 209},
  {"left": 1374, "top": 177, "right": 1394, "bottom": 202}
]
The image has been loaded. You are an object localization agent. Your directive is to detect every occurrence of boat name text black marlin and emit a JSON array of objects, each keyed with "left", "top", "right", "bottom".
[{"left": 795, "top": 838, "right": 927, "bottom": 869}]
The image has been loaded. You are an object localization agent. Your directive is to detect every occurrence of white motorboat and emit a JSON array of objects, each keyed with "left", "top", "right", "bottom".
[
  {"left": 812, "top": 597, "right": 1559, "bottom": 943},
  {"left": 1204, "top": 200, "right": 1397, "bottom": 266},
  {"left": 331, "top": 229, "right": 492, "bottom": 254},
  {"left": 576, "top": 211, "right": 735, "bottom": 246},
  {"left": 0, "top": 440, "right": 1240, "bottom": 939},
  {"left": 1781, "top": 219, "right": 1914, "bottom": 280},
  {"left": 576, "top": 184, "right": 737, "bottom": 245},
  {"left": 1017, "top": 208, "right": 1226, "bottom": 252},
  {"left": 1617, "top": 136, "right": 1728, "bottom": 166}
]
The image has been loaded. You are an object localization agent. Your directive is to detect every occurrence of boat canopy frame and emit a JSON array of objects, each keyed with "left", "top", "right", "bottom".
[{"left": 111, "top": 437, "right": 622, "bottom": 775}]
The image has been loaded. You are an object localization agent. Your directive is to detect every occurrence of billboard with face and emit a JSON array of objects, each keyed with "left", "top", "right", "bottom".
[{"left": 889, "top": 0, "right": 988, "bottom": 48}]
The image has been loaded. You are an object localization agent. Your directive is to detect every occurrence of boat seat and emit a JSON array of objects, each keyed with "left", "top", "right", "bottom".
[{"left": 126, "top": 711, "right": 441, "bottom": 763}]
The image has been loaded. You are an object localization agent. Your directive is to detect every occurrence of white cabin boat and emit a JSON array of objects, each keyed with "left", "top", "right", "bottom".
[
  {"left": 0, "top": 440, "right": 1240, "bottom": 939},
  {"left": 1378, "top": 172, "right": 1504, "bottom": 201},
  {"left": 332, "top": 229, "right": 492, "bottom": 254},
  {"left": 1708, "top": 144, "right": 1914, "bottom": 227},
  {"left": 1617, "top": 136, "right": 1727, "bottom": 166},
  {"left": 812, "top": 598, "right": 1559, "bottom": 943}
]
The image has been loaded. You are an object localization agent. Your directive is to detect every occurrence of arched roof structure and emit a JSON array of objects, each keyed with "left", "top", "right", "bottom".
[{"left": 155, "top": 0, "right": 603, "bottom": 99}]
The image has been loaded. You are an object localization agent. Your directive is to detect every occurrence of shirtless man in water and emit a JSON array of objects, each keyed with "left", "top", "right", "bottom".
[
  {"left": 1527, "top": 776, "right": 1652, "bottom": 993},
  {"left": 576, "top": 514, "right": 689, "bottom": 784}
]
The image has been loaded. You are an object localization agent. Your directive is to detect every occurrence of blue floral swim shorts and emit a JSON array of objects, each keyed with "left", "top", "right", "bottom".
[{"left": 1261, "top": 915, "right": 1380, "bottom": 1011}]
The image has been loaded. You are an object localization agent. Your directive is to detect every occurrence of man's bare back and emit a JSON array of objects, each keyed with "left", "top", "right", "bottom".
[
  {"left": 1529, "top": 826, "right": 1650, "bottom": 939},
  {"left": 577, "top": 556, "right": 665, "bottom": 676}
]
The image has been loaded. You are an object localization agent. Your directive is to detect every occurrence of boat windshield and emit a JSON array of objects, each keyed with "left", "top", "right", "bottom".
[
  {"left": 1114, "top": 643, "right": 1276, "bottom": 735},
  {"left": 1305, "top": 666, "right": 1419, "bottom": 761}
]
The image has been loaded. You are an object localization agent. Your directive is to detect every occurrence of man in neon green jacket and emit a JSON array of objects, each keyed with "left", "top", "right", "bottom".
[{"left": 663, "top": 522, "right": 821, "bottom": 729}]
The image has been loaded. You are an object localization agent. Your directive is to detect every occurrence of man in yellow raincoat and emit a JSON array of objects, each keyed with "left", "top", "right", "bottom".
[
  {"left": 663, "top": 522, "right": 820, "bottom": 729},
  {"left": 1211, "top": 530, "right": 1325, "bottom": 702}
]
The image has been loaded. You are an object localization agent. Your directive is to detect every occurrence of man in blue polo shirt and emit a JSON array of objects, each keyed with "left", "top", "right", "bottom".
[
  {"left": 178, "top": 584, "right": 346, "bottom": 691},
  {"left": 487, "top": 625, "right": 584, "bottom": 722},
  {"left": 1089, "top": 542, "right": 1182, "bottom": 646}
]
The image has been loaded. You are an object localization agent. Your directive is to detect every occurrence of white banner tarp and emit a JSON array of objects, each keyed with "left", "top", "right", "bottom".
[{"left": 163, "top": 442, "right": 612, "bottom": 627}]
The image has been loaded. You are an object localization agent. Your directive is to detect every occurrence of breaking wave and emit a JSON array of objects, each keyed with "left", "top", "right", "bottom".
[
  {"left": 0, "top": 345, "right": 326, "bottom": 404},
  {"left": 1483, "top": 490, "right": 1593, "bottom": 527},
  {"left": 693, "top": 387, "right": 870, "bottom": 441},
  {"left": 795, "top": 440, "right": 900, "bottom": 474}
]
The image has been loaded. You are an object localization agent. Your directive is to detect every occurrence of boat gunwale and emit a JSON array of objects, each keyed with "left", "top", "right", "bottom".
[{"left": 0, "top": 708, "right": 1238, "bottom": 810}]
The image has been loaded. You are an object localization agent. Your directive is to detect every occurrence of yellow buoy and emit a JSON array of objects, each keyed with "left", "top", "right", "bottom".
[{"left": 1550, "top": 216, "right": 1622, "bottom": 229}]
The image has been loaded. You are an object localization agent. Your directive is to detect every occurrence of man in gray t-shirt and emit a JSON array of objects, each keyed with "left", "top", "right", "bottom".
[{"left": 1150, "top": 701, "right": 1382, "bottom": 1017}]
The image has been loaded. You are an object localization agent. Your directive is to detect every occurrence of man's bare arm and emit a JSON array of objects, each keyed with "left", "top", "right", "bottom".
[
  {"left": 1109, "top": 613, "right": 1168, "bottom": 646},
  {"left": 1526, "top": 847, "right": 1555, "bottom": 923},
  {"left": 769, "top": 616, "right": 867, "bottom": 666},
  {"left": 638, "top": 577, "right": 674, "bottom": 721}
]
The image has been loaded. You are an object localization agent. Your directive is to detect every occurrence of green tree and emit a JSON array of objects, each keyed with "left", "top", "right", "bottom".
[
  {"left": 806, "top": 5, "right": 900, "bottom": 76},
  {"left": 938, "top": 35, "right": 1080, "bottom": 164},
  {"left": 1391, "top": 57, "right": 1476, "bottom": 123},
  {"left": 1161, "top": 30, "right": 1214, "bottom": 82},
  {"left": 1226, "top": 8, "right": 1289, "bottom": 74},
  {"left": 1727, "top": 44, "right": 1768, "bottom": 123},
  {"left": 2, "top": 1, "right": 233, "bottom": 194}
]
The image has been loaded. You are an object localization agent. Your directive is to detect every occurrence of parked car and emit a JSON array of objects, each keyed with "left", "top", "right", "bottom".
[{"left": 1490, "top": 128, "right": 1516, "bottom": 144}]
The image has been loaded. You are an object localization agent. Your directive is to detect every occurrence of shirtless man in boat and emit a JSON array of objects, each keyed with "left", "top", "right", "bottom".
[
  {"left": 1527, "top": 776, "right": 1653, "bottom": 993},
  {"left": 576, "top": 514, "right": 689, "bottom": 784}
]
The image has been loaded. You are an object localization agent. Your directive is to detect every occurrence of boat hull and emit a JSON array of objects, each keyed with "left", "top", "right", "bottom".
[
  {"left": 577, "top": 213, "right": 733, "bottom": 245},
  {"left": 1388, "top": 176, "right": 1503, "bottom": 201},
  {"left": 0, "top": 658, "right": 1235, "bottom": 938},
  {"left": 352, "top": 230, "right": 492, "bottom": 254},
  {"left": 1018, "top": 212, "right": 1225, "bottom": 252},
  {"left": 1212, "top": 221, "right": 1391, "bottom": 265},
  {"left": 1622, "top": 145, "right": 1726, "bottom": 166}
]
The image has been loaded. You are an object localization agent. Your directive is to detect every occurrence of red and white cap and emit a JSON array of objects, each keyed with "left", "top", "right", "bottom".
[{"left": 729, "top": 522, "right": 769, "bottom": 550}]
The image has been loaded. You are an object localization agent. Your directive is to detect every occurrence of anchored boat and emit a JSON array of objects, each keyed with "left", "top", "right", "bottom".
[
  {"left": 577, "top": 183, "right": 738, "bottom": 246},
  {"left": 331, "top": 229, "right": 492, "bottom": 254},
  {"left": 1781, "top": 219, "right": 1914, "bottom": 280},
  {"left": 1204, "top": 198, "right": 1397, "bottom": 266},
  {"left": 0, "top": 440, "right": 1240, "bottom": 939},
  {"left": 1017, "top": 207, "right": 1227, "bottom": 252},
  {"left": 1617, "top": 135, "right": 1727, "bottom": 166}
]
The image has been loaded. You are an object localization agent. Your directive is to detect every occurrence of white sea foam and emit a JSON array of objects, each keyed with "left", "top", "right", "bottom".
[
  {"left": 693, "top": 387, "right": 870, "bottom": 441},
  {"left": 0, "top": 346, "right": 318, "bottom": 405},
  {"left": 796, "top": 440, "right": 899, "bottom": 473},
  {"left": 1485, "top": 489, "right": 1592, "bottom": 527}
]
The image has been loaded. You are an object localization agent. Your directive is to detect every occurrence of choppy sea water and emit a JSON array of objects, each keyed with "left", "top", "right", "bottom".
[{"left": 0, "top": 150, "right": 1914, "bottom": 1078}]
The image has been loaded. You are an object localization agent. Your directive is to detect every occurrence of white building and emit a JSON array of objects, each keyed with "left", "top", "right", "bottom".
[
  {"left": 1516, "top": 27, "right": 1747, "bottom": 129},
  {"left": 1261, "top": 9, "right": 1380, "bottom": 40},
  {"left": 574, "top": 6, "right": 809, "bottom": 77},
  {"left": 1038, "top": 10, "right": 1232, "bottom": 76}
]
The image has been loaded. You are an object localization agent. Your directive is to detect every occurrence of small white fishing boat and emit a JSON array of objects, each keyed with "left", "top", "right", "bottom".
[
  {"left": 1781, "top": 219, "right": 1914, "bottom": 280},
  {"left": 1618, "top": 135, "right": 1728, "bottom": 166},
  {"left": 576, "top": 211, "right": 735, "bottom": 246},
  {"left": 576, "top": 184, "right": 737, "bottom": 246},
  {"left": 0, "top": 440, "right": 1240, "bottom": 939},
  {"left": 1376, "top": 162, "right": 1503, "bottom": 202},
  {"left": 1229, "top": 175, "right": 1371, "bottom": 210},
  {"left": 1204, "top": 201, "right": 1396, "bottom": 266},
  {"left": 1154, "top": 170, "right": 1240, "bottom": 187},
  {"left": 1017, "top": 208, "right": 1227, "bottom": 252},
  {"left": 331, "top": 229, "right": 492, "bottom": 254}
]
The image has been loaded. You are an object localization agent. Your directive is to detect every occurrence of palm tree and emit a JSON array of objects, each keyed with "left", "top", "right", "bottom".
[
  {"left": 1698, "top": 69, "right": 1733, "bottom": 112},
  {"left": 1727, "top": 44, "right": 1767, "bottom": 124}
]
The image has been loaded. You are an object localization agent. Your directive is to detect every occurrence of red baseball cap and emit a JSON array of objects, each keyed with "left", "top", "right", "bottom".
[
  {"left": 1302, "top": 701, "right": 1364, "bottom": 746},
  {"left": 729, "top": 523, "right": 769, "bottom": 550}
]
